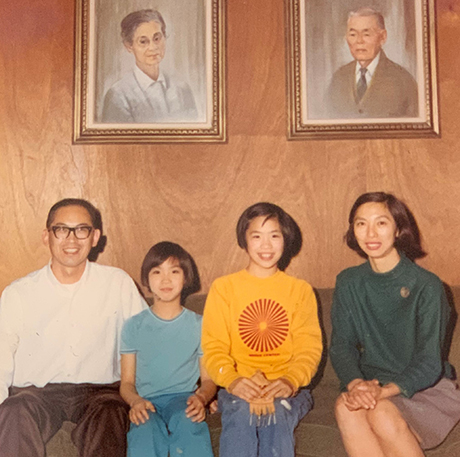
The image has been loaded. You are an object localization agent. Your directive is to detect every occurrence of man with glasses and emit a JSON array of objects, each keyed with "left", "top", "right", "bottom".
[{"left": 0, "top": 198, "right": 146, "bottom": 457}]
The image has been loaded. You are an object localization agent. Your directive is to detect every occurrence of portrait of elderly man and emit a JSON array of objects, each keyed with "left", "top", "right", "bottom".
[{"left": 326, "top": 7, "right": 418, "bottom": 119}]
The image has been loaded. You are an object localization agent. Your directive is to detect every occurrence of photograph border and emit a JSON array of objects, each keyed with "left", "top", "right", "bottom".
[
  {"left": 285, "top": 0, "right": 439, "bottom": 140},
  {"left": 73, "top": 0, "right": 226, "bottom": 144}
]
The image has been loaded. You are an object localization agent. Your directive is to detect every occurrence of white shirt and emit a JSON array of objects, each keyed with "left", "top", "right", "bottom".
[
  {"left": 134, "top": 64, "right": 167, "bottom": 91},
  {"left": 0, "top": 261, "right": 147, "bottom": 404},
  {"left": 355, "top": 52, "right": 381, "bottom": 86},
  {"left": 134, "top": 65, "right": 169, "bottom": 116}
]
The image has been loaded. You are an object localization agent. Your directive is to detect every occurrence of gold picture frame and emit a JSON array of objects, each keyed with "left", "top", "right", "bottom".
[
  {"left": 74, "top": 0, "right": 226, "bottom": 143},
  {"left": 286, "top": 0, "right": 439, "bottom": 140}
]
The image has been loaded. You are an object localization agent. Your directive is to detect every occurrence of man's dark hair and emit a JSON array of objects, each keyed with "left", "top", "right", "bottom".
[
  {"left": 46, "top": 198, "right": 102, "bottom": 230},
  {"left": 345, "top": 192, "right": 426, "bottom": 261},
  {"left": 141, "top": 241, "right": 201, "bottom": 304},
  {"left": 236, "top": 202, "right": 302, "bottom": 271}
]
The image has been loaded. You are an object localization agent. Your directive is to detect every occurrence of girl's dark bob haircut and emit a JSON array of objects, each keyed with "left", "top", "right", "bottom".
[
  {"left": 141, "top": 241, "right": 201, "bottom": 304},
  {"left": 345, "top": 192, "right": 426, "bottom": 261},
  {"left": 236, "top": 202, "right": 302, "bottom": 271}
]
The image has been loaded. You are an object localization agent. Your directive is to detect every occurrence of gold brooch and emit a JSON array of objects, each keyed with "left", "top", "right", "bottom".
[{"left": 400, "top": 287, "right": 410, "bottom": 298}]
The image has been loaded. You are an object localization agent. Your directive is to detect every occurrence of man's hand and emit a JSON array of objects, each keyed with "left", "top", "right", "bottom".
[{"left": 129, "top": 398, "right": 156, "bottom": 425}]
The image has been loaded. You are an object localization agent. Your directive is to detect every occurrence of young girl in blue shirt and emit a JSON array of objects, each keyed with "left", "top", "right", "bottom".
[{"left": 120, "top": 241, "right": 216, "bottom": 457}]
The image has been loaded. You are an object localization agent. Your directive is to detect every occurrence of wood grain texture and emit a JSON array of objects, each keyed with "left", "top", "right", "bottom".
[{"left": 0, "top": 0, "right": 460, "bottom": 295}]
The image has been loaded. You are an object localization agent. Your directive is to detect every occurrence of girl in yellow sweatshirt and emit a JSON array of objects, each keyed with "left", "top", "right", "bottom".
[{"left": 202, "top": 202, "right": 322, "bottom": 457}]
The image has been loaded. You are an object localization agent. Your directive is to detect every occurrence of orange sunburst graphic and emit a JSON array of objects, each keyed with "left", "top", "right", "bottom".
[{"left": 238, "top": 299, "right": 289, "bottom": 352}]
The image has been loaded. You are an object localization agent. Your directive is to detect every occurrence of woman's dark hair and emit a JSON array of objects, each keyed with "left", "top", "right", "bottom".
[
  {"left": 121, "top": 9, "right": 166, "bottom": 45},
  {"left": 141, "top": 241, "right": 201, "bottom": 304},
  {"left": 345, "top": 192, "right": 426, "bottom": 261},
  {"left": 236, "top": 202, "right": 302, "bottom": 271}
]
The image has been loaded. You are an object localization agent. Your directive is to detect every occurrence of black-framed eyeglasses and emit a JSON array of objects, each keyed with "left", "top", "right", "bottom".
[{"left": 49, "top": 225, "right": 94, "bottom": 240}]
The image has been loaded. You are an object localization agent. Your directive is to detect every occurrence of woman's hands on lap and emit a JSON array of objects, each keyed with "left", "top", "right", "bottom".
[
  {"left": 342, "top": 379, "right": 379, "bottom": 411},
  {"left": 342, "top": 379, "right": 401, "bottom": 411}
]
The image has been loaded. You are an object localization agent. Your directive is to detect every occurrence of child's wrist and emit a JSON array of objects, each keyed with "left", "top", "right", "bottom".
[
  {"left": 194, "top": 391, "right": 207, "bottom": 406},
  {"left": 129, "top": 397, "right": 143, "bottom": 408},
  {"left": 280, "top": 377, "right": 296, "bottom": 396},
  {"left": 227, "top": 376, "right": 243, "bottom": 394}
]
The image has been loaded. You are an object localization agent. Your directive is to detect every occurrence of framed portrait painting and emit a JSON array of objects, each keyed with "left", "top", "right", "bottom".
[
  {"left": 286, "top": 0, "right": 439, "bottom": 140},
  {"left": 74, "top": 0, "right": 226, "bottom": 143}
]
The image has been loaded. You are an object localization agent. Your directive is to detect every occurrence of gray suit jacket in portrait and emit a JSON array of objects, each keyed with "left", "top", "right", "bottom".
[
  {"left": 101, "top": 70, "right": 198, "bottom": 124},
  {"left": 326, "top": 51, "right": 418, "bottom": 119}
]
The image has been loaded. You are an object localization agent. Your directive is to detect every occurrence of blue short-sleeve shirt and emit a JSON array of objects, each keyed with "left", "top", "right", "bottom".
[{"left": 121, "top": 307, "right": 202, "bottom": 398}]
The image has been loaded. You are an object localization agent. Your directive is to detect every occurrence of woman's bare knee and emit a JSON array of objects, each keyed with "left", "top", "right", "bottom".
[
  {"left": 335, "top": 395, "right": 370, "bottom": 430},
  {"left": 334, "top": 395, "right": 350, "bottom": 422},
  {"left": 368, "top": 400, "right": 410, "bottom": 439}
]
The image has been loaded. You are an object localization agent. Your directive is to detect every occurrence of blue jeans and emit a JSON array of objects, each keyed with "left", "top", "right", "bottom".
[
  {"left": 218, "top": 388, "right": 313, "bottom": 457},
  {"left": 127, "top": 392, "right": 213, "bottom": 457}
]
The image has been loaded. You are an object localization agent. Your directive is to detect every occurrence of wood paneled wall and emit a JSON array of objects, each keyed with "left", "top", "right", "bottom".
[{"left": 1, "top": 0, "right": 460, "bottom": 295}]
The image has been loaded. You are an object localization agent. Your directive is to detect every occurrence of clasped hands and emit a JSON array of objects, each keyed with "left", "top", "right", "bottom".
[
  {"left": 228, "top": 372, "right": 295, "bottom": 403},
  {"left": 342, "top": 378, "right": 387, "bottom": 411}
]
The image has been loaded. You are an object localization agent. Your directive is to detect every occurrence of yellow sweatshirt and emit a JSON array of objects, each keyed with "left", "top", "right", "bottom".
[{"left": 202, "top": 269, "right": 322, "bottom": 390}]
